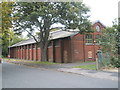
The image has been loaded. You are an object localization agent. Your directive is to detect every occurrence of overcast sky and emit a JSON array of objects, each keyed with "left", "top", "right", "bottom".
[{"left": 83, "top": 0, "right": 120, "bottom": 27}]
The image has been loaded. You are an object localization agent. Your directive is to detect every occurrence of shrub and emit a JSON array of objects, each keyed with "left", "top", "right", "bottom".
[{"left": 110, "top": 56, "right": 120, "bottom": 68}]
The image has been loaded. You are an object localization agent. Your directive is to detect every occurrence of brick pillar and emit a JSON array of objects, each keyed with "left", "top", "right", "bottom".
[
  {"left": 14, "top": 47, "right": 15, "bottom": 58},
  {"left": 33, "top": 44, "right": 36, "bottom": 61},
  {"left": 52, "top": 41, "right": 55, "bottom": 62},
  {"left": 36, "top": 44, "right": 38, "bottom": 61},
  {"left": 22, "top": 46, "right": 24, "bottom": 60},
  {"left": 24, "top": 46, "right": 26, "bottom": 60},
  {"left": 48, "top": 41, "right": 54, "bottom": 62},
  {"left": 22, "top": 46, "right": 23, "bottom": 59},
  {"left": 31, "top": 44, "right": 33, "bottom": 60},
  {"left": 20, "top": 46, "right": 21, "bottom": 59},
  {"left": 22, "top": 46, "right": 24, "bottom": 59},
  {"left": 15, "top": 47, "right": 17, "bottom": 58},
  {"left": 16, "top": 47, "right": 17, "bottom": 58},
  {"left": 17, "top": 47, "right": 19, "bottom": 59},
  {"left": 60, "top": 39, "right": 63, "bottom": 63},
  {"left": 27, "top": 45, "right": 29, "bottom": 60},
  {"left": 18, "top": 46, "right": 20, "bottom": 59},
  {"left": 23, "top": 46, "right": 25, "bottom": 60},
  {"left": 83, "top": 35, "right": 86, "bottom": 62},
  {"left": 21, "top": 46, "right": 22, "bottom": 59}
]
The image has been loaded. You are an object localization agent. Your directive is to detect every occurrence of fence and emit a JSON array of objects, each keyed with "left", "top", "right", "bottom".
[{"left": 97, "top": 50, "right": 111, "bottom": 70}]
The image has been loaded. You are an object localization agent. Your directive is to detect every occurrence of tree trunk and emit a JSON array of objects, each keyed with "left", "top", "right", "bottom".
[{"left": 40, "top": 45, "right": 48, "bottom": 62}]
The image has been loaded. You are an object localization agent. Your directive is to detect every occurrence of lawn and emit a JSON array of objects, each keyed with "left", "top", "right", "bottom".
[{"left": 73, "top": 64, "right": 96, "bottom": 70}]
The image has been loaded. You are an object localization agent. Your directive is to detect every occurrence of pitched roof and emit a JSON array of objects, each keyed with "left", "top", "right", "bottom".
[
  {"left": 92, "top": 20, "right": 106, "bottom": 28},
  {"left": 10, "top": 30, "right": 78, "bottom": 48}
]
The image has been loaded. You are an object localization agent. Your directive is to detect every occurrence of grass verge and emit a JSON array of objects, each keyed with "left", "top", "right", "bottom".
[
  {"left": 73, "top": 64, "right": 96, "bottom": 70},
  {"left": 3, "top": 58, "right": 59, "bottom": 65}
]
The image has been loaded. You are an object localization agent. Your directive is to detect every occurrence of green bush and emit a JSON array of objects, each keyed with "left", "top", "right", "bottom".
[{"left": 110, "top": 56, "right": 120, "bottom": 68}]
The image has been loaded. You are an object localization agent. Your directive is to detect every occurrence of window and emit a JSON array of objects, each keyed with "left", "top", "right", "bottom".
[
  {"left": 85, "top": 34, "right": 93, "bottom": 44},
  {"left": 96, "top": 34, "right": 101, "bottom": 43},
  {"left": 96, "top": 25, "right": 100, "bottom": 32}
]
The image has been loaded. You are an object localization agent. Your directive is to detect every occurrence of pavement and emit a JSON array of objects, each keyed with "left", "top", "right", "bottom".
[
  {"left": 58, "top": 68, "right": 118, "bottom": 81},
  {"left": 3, "top": 59, "right": 118, "bottom": 81}
]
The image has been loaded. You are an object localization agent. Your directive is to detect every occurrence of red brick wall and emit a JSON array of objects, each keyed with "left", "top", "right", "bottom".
[
  {"left": 10, "top": 48, "right": 14, "bottom": 58},
  {"left": 62, "top": 38, "right": 72, "bottom": 63},
  {"left": 23, "top": 46, "right": 25, "bottom": 59},
  {"left": 48, "top": 46, "right": 54, "bottom": 62},
  {"left": 71, "top": 34, "right": 84, "bottom": 62},
  {"left": 37, "top": 48, "right": 41, "bottom": 61},
  {"left": 29, "top": 49, "right": 32, "bottom": 60},
  {"left": 26, "top": 46, "right": 28, "bottom": 60},
  {"left": 84, "top": 45, "right": 100, "bottom": 61},
  {"left": 54, "top": 46, "right": 61, "bottom": 63},
  {"left": 33, "top": 48, "right": 36, "bottom": 61}
]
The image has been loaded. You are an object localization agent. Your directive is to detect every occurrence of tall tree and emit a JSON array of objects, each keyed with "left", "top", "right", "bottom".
[
  {"left": 0, "top": 2, "right": 16, "bottom": 57},
  {"left": 13, "top": 2, "right": 92, "bottom": 61}
]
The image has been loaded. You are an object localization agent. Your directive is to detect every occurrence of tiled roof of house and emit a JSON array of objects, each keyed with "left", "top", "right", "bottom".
[{"left": 10, "top": 30, "right": 78, "bottom": 48}]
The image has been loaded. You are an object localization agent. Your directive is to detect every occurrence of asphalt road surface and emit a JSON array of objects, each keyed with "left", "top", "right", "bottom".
[{"left": 2, "top": 62, "right": 118, "bottom": 88}]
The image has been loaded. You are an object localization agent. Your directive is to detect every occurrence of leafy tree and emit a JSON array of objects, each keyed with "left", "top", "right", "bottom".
[
  {"left": 0, "top": 2, "right": 17, "bottom": 57},
  {"left": 10, "top": 33, "right": 26, "bottom": 46},
  {"left": 100, "top": 18, "right": 120, "bottom": 67},
  {"left": 13, "top": 2, "right": 92, "bottom": 61}
]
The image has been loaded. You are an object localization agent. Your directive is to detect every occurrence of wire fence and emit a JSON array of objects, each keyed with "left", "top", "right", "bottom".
[{"left": 97, "top": 51, "right": 111, "bottom": 70}]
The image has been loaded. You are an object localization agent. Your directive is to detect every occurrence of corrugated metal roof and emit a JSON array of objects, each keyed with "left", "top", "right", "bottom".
[
  {"left": 10, "top": 30, "right": 78, "bottom": 48},
  {"left": 10, "top": 38, "right": 36, "bottom": 47}
]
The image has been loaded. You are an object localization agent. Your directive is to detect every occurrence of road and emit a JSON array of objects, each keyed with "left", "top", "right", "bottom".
[{"left": 2, "top": 62, "right": 118, "bottom": 88}]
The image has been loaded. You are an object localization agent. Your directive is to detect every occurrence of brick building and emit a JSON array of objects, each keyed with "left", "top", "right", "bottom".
[{"left": 9, "top": 21, "right": 105, "bottom": 63}]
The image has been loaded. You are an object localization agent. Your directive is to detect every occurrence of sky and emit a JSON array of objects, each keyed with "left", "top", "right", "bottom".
[{"left": 83, "top": 0, "right": 120, "bottom": 27}]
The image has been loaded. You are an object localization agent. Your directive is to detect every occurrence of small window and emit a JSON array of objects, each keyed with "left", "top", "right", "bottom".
[
  {"left": 96, "top": 35, "right": 101, "bottom": 43},
  {"left": 85, "top": 34, "right": 93, "bottom": 44}
]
